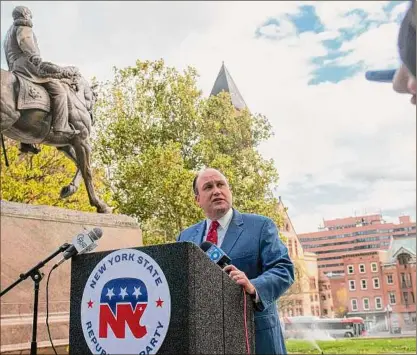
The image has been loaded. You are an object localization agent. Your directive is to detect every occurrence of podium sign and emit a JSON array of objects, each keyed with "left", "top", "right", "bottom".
[{"left": 69, "top": 242, "right": 255, "bottom": 354}]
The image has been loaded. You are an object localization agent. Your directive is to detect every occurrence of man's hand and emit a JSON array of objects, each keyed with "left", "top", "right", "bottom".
[
  {"left": 30, "top": 55, "right": 42, "bottom": 66},
  {"left": 223, "top": 264, "right": 256, "bottom": 295}
]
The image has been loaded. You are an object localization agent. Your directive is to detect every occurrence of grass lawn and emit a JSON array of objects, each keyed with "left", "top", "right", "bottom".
[{"left": 286, "top": 337, "right": 416, "bottom": 354}]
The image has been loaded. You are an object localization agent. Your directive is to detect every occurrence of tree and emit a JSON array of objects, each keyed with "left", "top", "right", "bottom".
[
  {"left": 0, "top": 140, "right": 113, "bottom": 212},
  {"left": 93, "top": 59, "right": 283, "bottom": 242},
  {"left": 335, "top": 288, "right": 349, "bottom": 317}
]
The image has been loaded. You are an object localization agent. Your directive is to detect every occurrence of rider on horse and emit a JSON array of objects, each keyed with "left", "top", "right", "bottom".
[{"left": 3, "top": 6, "right": 80, "bottom": 154}]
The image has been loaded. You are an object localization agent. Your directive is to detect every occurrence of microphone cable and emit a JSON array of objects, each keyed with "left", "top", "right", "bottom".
[
  {"left": 243, "top": 289, "right": 250, "bottom": 355},
  {"left": 46, "top": 266, "right": 59, "bottom": 355}
]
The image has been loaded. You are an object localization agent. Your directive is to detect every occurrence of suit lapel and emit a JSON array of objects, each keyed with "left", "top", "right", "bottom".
[
  {"left": 191, "top": 220, "right": 207, "bottom": 245},
  {"left": 221, "top": 209, "right": 244, "bottom": 255}
]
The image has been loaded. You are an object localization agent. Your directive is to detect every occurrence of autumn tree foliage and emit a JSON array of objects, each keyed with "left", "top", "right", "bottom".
[
  {"left": 93, "top": 59, "right": 282, "bottom": 244},
  {"left": 0, "top": 140, "right": 112, "bottom": 212}
]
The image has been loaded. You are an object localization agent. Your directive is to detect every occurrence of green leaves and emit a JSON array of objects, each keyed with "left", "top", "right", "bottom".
[
  {"left": 92, "top": 58, "right": 283, "bottom": 241},
  {"left": 0, "top": 141, "right": 113, "bottom": 212}
]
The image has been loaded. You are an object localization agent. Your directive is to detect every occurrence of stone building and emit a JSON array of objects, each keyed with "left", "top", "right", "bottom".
[{"left": 277, "top": 197, "right": 334, "bottom": 318}]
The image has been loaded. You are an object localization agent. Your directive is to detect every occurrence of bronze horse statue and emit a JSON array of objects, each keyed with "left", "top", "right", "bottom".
[{"left": 0, "top": 64, "right": 112, "bottom": 213}]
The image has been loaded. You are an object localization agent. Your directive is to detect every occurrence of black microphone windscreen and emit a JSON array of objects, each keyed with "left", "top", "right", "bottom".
[
  {"left": 92, "top": 227, "right": 103, "bottom": 240},
  {"left": 200, "top": 241, "right": 213, "bottom": 252}
]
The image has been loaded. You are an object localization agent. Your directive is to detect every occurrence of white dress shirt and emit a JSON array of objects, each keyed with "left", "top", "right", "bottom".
[{"left": 203, "top": 208, "right": 233, "bottom": 246}]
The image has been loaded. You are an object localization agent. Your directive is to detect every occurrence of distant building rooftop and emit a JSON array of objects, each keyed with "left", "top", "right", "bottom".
[
  {"left": 386, "top": 236, "right": 416, "bottom": 263},
  {"left": 323, "top": 214, "right": 383, "bottom": 229},
  {"left": 210, "top": 62, "right": 247, "bottom": 110}
]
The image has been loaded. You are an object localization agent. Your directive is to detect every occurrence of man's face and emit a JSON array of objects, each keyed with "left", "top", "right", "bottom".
[
  {"left": 195, "top": 169, "right": 232, "bottom": 220},
  {"left": 393, "top": 64, "right": 416, "bottom": 105}
]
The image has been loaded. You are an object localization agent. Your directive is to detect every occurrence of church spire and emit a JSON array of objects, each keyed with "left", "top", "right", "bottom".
[{"left": 210, "top": 62, "right": 247, "bottom": 110}]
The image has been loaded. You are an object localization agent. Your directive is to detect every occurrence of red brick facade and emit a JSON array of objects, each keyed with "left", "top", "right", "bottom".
[
  {"left": 328, "top": 240, "right": 416, "bottom": 330},
  {"left": 298, "top": 214, "right": 416, "bottom": 276},
  {"left": 296, "top": 213, "right": 416, "bottom": 331}
]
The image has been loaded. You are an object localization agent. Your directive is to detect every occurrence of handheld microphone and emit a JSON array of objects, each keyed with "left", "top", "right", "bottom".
[
  {"left": 365, "top": 69, "right": 396, "bottom": 83},
  {"left": 200, "top": 241, "right": 231, "bottom": 269},
  {"left": 52, "top": 228, "right": 103, "bottom": 269}
]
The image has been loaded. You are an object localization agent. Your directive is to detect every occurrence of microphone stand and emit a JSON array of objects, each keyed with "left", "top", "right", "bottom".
[{"left": 0, "top": 243, "right": 70, "bottom": 355}]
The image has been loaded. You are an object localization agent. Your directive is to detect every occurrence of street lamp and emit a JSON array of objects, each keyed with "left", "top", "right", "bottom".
[{"left": 385, "top": 304, "right": 392, "bottom": 333}]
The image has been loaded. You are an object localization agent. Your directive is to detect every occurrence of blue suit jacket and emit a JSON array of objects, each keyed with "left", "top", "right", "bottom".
[{"left": 177, "top": 209, "right": 295, "bottom": 354}]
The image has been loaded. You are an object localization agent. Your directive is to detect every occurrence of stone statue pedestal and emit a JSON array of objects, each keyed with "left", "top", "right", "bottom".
[{"left": 0, "top": 200, "right": 142, "bottom": 353}]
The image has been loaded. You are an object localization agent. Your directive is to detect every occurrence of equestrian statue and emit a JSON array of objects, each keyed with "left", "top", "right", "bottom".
[{"left": 0, "top": 6, "right": 111, "bottom": 213}]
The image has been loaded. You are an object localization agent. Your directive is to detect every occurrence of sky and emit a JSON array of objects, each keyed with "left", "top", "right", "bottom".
[{"left": 1, "top": 1, "right": 415, "bottom": 233}]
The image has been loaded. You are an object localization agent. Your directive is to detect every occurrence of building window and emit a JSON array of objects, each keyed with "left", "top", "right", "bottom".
[
  {"left": 359, "top": 264, "right": 366, "bottom": 273},
  {"left": 310, "top": 295, "right": 313, "bottom": 302},
  {"left": 323, "top": 309, "right": 328, "bottom": 315},
  {"left": 411, "top": 292, "right": 415, "bottom": 304},
  {"left": 347, "top": 265, "right": 354, "bottom": 274},
  {"left": 389, "top": 292, "right": 396, "bottom": 305},
  {"left": 315, "top": 295, "right": 318, "bottom": 302},
  {"left": 349, "top": 280, "right": 356, "bottom": 291},
  {"left": 351, "top": 299, "right": 358, "bottom": 311},
  {"left": 403, "top": 292, "right": 409, "bottom": 305},
  {"left": 401, "top": 273, "right": 406, "bottom": 287},
  {"left": 375, "top": 297, "right": 382, "bottom": 309},
  {"left": 371, "top": 262, "right": 378, "bottom": 272},
  {"left": 363, "top": 298, "right": 370, "bottom": 310},
  {"left": 373, "top": 278, "right": 380, "bottom": 289},
  {"left": 311, "top": 306, "right": 314, "bottom": 315},
  {"left": 407, "top": 273, "right": 413, "bottom": 287},
  {"left": 361, "top": 279, "right": 367, "bottom": 290},
  {"left": 321, "top": 295, "right": 326, "bottom": 301},
  {"left": 387, "top": 274, "right": 393, "bottom": 284}
]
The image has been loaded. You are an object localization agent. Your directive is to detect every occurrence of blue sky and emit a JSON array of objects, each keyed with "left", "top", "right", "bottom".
[
  {"left": 255, "top": 1, "right": 407, "bottom": 85},
  {"left": 1, "top": 1, "right": 415, "bottom": 232}
]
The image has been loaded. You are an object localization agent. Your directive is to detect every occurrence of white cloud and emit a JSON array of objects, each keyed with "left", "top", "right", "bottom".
[
  {"left": 338, "top": 22, "right": 401, "bottom": 69},
  {"left": 313, "top": 1, "right": 388, "bottom": 31},
  {"left": 388, "top": 1, "right": 411, "bottom": 22},
  {"left": 1, "top": 1, "right": 415, "bottom": 233}
]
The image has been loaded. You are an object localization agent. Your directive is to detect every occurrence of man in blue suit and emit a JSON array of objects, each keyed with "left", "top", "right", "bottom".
[{"left": 177, "top": 168, "right": 294, "bottom": 354}]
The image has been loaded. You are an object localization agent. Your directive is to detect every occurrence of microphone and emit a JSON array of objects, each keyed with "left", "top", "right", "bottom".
[
  {"left": 365, "top": 69, "right": 396, "bottom": 83},
  {"left": 52, "top": 228, "right": 103, "bottom": 269},
  {"left": 200, "top": 241, "right": 231, "bottom": 269}
]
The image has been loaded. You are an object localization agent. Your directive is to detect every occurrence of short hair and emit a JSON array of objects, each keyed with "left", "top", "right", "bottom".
[
  {"left": 192, "top": 168, "right": 229, "bottom": 196},
  {"left": 192, "top": 174, "right": 199, "bottom": 195}
]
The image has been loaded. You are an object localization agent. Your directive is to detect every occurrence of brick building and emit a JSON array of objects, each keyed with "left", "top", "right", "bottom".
[
  {"left": 298, "top": 214, "right": 416, "bottom": 276},
  {"left": 328, "top": 236, "right": 416, "bottom": 330}
]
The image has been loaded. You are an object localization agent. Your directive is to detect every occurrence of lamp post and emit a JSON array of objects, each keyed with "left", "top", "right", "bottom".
[{"left": 385, "top": 304, "right": 392, "bottom": 333}]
